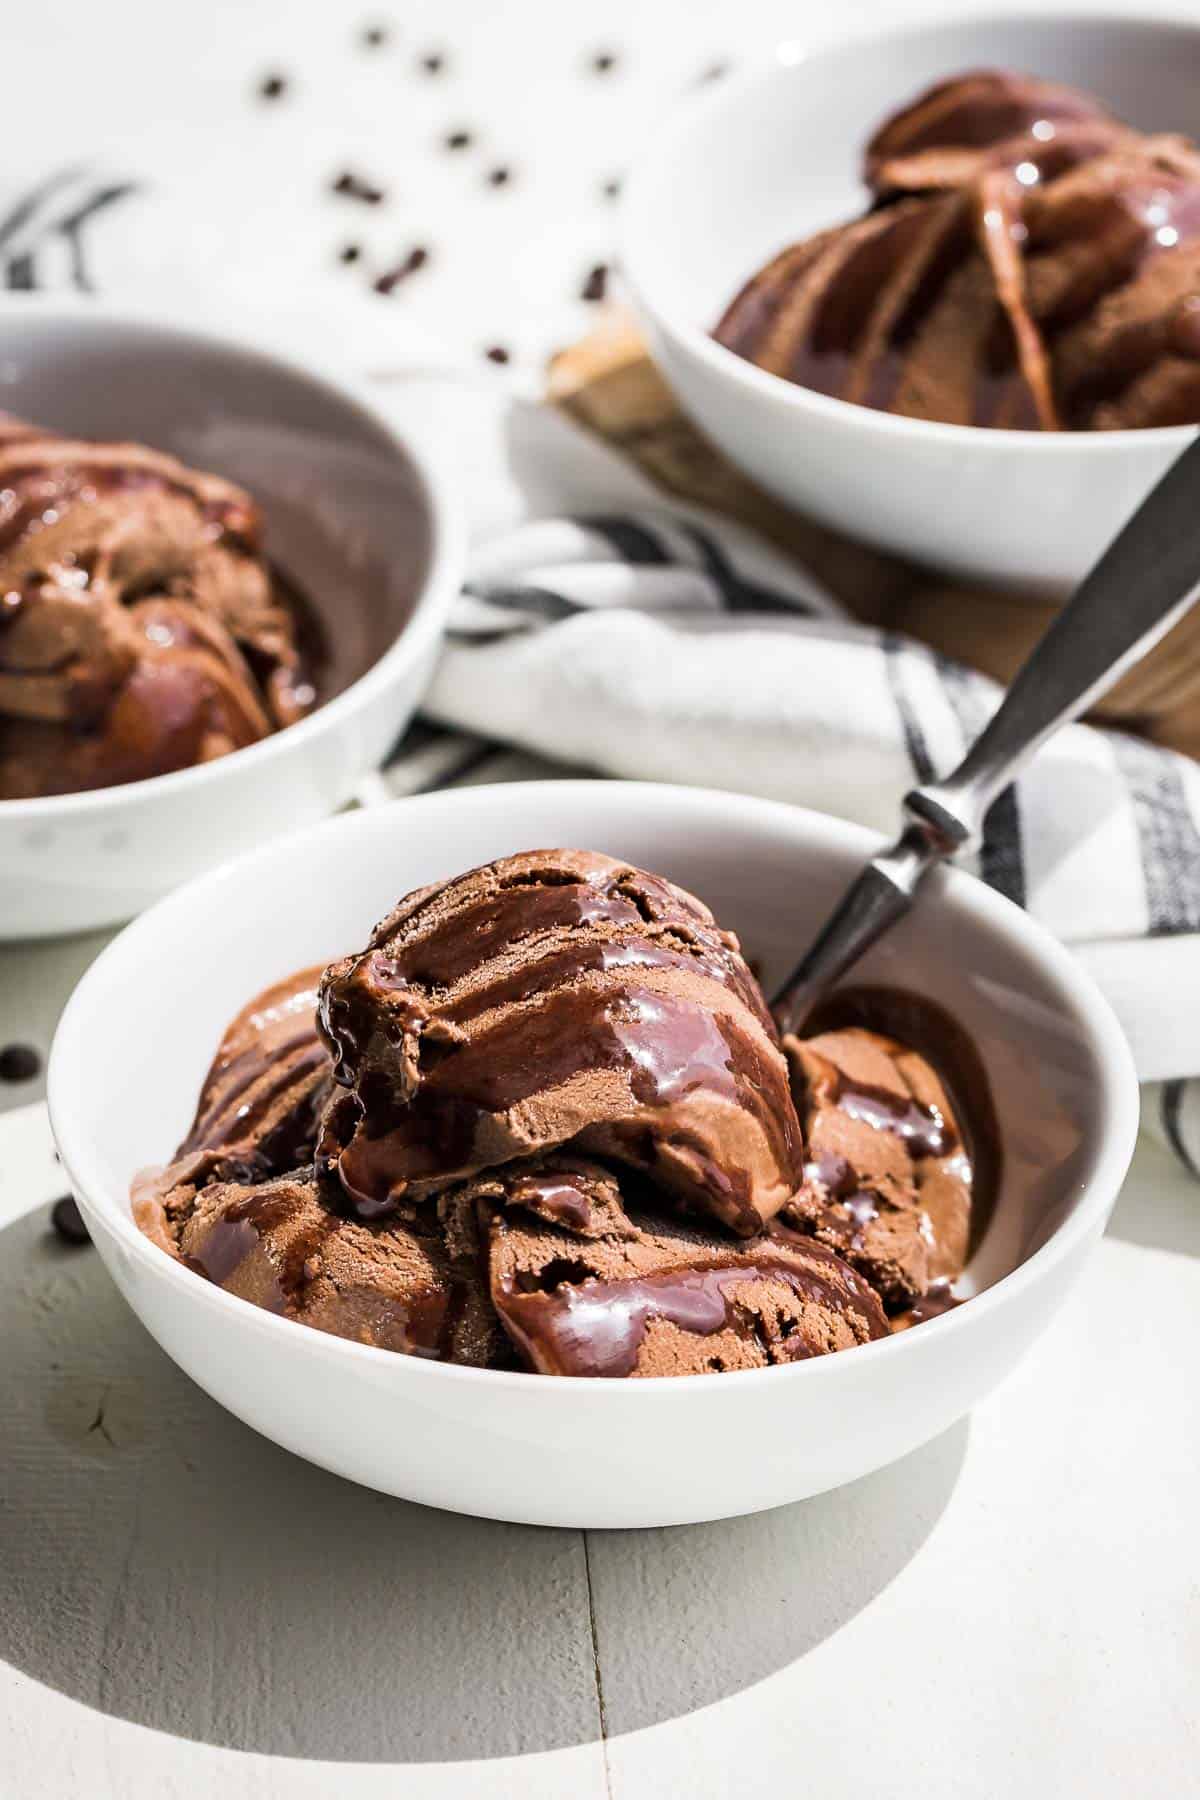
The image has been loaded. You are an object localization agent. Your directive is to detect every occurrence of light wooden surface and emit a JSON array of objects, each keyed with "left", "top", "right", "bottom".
[
  {"left": 2, "top": 1128, "right": 1198, "bottom": 1799},
  {"left": 3, "top": 1, "right": 1200, "bottom": 1789}
]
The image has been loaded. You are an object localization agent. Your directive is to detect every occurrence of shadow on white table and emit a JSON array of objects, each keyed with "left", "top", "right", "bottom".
[{"left": 0, "top": 1198, "right": 965, "bottom": 1763}]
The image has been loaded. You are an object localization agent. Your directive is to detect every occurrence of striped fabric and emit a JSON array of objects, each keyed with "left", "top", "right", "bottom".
[{"left": 363, "top": 508, "right": 1200, "bottom": 1179}]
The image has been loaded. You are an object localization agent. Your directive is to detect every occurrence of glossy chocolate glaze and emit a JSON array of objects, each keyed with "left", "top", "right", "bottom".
[
  {"left": 0, "top": 429, "right": 324, "bottom": 798},
  {"left": 494, "top": 1241, "right": 887, "bottom": 1377},
  {"left": 501, "top": 1170, "right": 599, "bottom": 1234},
  {"left": 863, "top": 70, "right": 1115, "bottom": 192},
  {"left": 891, "top": 1278, "right": 963, "bottom": 1331},
  {"left": 317, "top": 853, "right": 802, "bottom": 1234},
  {"left": 830, "top": 1072, "right": 952, "bottom": 1159},
  {"left": 801, "top": 984, "right": 1001, "bottom": 1257},
  {"left": 325, "top": 981, "right": 797, "bottom": 1230},
  {"left": 178, "top": 965, "right": 331, "bottom": 1182},
  {"left": 0, "top": 454, "right": 257, "bottom": 558},
  {"left": 182, "top": 1178, "right": 461, "bottom": 1357},
  {"left": 715, "top": 69, "right": 1200, "bottom": 431}
]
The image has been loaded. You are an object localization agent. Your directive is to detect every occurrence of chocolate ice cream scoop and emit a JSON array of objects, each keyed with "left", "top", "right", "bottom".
[
  {"left": 155, "top": 1170, "right": 504, "bottom": 1364},
  {"left": 780, "top": 1024, "right": 973, "bottom": 1311},
  {"left": 316, "top": 850, "right": 804, "bottom": 1235},
  {"left": 714, "top": 68, "right": 1200, "bottom": 431},
  {"left": 863, "top": 69, "right": 1119, "bottom": 195},
  {"left": 0, "top": 419, "right": 318, "bottom": 797},
  {"left": 443, "top": 1156, "right": 887, "bottom": 1376},
  {"left": 132, "top": 964, "right": 332, "bottom": 1248}
]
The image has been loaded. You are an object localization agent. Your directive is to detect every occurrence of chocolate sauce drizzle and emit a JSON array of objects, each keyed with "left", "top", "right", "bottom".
[{"left": 496, "top": 1245, "right": 886, "bottom": 1377}]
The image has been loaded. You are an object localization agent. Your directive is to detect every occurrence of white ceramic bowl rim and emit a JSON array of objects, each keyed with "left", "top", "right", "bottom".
[
  {"left": 620, "top": 5, "right": 1200, "bottom": 456},
  {"left": 48, "top": 780, "right": 1141, "bottom": 1394},
  {"left": 0, "top": 292, "right": 464, "bottom": 818}
]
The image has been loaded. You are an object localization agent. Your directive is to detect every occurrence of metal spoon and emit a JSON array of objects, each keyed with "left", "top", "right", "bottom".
[{"left": 773, "top": 435, "right": 1200, "bottom": 1035}]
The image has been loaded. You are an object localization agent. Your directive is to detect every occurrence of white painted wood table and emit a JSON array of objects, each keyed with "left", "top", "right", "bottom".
[
  {"left": 2, "top": 1021, "right": 1199, "bottom": 1799},
  {"left": 2, "top": 0, "right": 1200, "bottom": 1790}
]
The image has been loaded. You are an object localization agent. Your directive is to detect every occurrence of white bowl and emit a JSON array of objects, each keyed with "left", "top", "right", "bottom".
[
  {"left": 48, "top": 780, "right": 1139, "bottom": 1529},
  {"left": 0, "top": 297, "right": 463, "bottom": 938},
  {"left": 621, "top": 10, "right": 1200, "bottom": 590}
]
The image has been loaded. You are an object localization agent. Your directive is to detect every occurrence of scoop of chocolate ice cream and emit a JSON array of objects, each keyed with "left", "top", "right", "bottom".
[
  {"left": 0, "top": 420, "right": 317, "bottom": 797},
  {"left": 714, "top": 68, "right": 1200, "bottom": 431},
  {"left": 780, "top": 1024, "right": 973, "bottom": 1311},
  {"left": 863, "top": 69, "right": 1119, "bottom": 196},
  {"left": 153, "top": 1169, "right": 504, "bottom": 1363},
  {"left": 316, "top": 850, "right": 804, "bottom": 1235},
  {"left": 132, "top": 964, "right": 332, "bottom": 1247},
  {"left": 443, "top": 1156, "right": 887, "bottom": 1376},
  {"left": 133, "top": 864, "right": 993, "bottom": 1375}
]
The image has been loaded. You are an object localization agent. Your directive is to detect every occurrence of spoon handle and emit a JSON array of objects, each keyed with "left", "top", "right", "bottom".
[{"left": 774, "top": 433, "right": 1200, "bottom": 1034}]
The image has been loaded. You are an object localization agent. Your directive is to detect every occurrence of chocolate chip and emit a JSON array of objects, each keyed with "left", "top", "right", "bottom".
[
  {"left": 258, "top": 73, "right": 288, "bottom": 100},
  {"left": 601, "top": 176, "right": 622, "bottom": 201},
  {"left": 697, "top": 59, "right": 731, "bottom": 84},
  {"left": 419, "top": 51, "right": 446, "bottom": 75},
  {"left": 374, "top": 245, "right": 429, "bottom": 293},
  {"left": 487, "top": 165, "right": 512, "bottom": 188},
  {"left": 51, "top": 1196, "right": 91, "bottom": 1246},
  {"left": 0, "top": 1042, "right": 40, "bottom": 1083},
  {"left": 362, "top": 23, "right": 390, "bottom": 48},
  {"left": 484, "top": 345, "right": 511, "bottom": 364},
  {"left": 444, "top": 129, "right": 472, "bottom": 151},
  {"left": 339, "top": 243, "right": 362, "bottom": 264},
  {"left": 580, "top": 263, "right": 609, "bottom": 303},
  {"left": 332, "top": 170, "right": 386, "bottom": 205},
  {"left": 589, "top": 50, "right": 619, "bottom": 74}
]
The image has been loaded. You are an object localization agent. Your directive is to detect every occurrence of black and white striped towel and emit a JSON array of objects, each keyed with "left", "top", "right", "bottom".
[{"left": 359, "top": 383, "right": 1200, "bottom": 1178}]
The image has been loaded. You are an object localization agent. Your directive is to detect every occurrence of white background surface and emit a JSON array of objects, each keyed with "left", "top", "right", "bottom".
[{"left": 2, "top": 1, "right": 1200, "bottom": 1794}]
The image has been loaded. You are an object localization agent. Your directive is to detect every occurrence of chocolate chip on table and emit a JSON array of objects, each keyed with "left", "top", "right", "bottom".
[
  {"left": 600, "top": 176, "right": 622, "bottom": 201},
  {"left": 339, "top": 243, "right": 362, "bottom": 264},
  {"left": 332, "top": 170, "right": 386, "bottom": 205},
  {"left": 486, "top": 165, "right": 512, "bottom": 188},
  {"left": 374, "top": 245, "right": 429, "bottom": 293},
  {"left": 419, "top": 50, "right": 446, "bottom": 75},
  {"left": 589, "top": 50, "right": 619, "bottom": 74},
  {"left": 258, "top": 72, "right": 288, "bottom": 100},
  {"left": 484, "top": 344, "right": 511, "bottom": 364},
  {"left": 361, "top": 23, "right": 390, "bottom": 48},
  {"left": 444, "top": 129, "right": 473, "bottom": 150},
  {"left": 51, "top": 1196, "right": 91, "bottom": 1246},
  {"left": 0, "top": 1042, "right": 41, "bottom": 1083},
  {"left": 697, "top": 59, "right": 731, "bottom": 84},
  {"left": 580, "top": 263, "right": 609, "bottom": 302}
]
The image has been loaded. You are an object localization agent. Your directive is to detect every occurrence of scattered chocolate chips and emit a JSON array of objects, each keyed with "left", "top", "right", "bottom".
[
  {"left": 580, "top": 263, "right": 609, "bottom": 303},
  {"left": 339, "top": 243, "right": 362, "bottom": 265},
  {"left": 487, "top": 165, "right": 512, "bottom": 188},
  {"left": 444, "top": 129, "right": 473, "bottom": 151},
  {"left": 361, "top": 23, "right": 390, "bottom": 49},
  {"left": 0, "top": 1042, "right": 40, "bottom": 1083},
  {"left": 332, "top": 170, "right": 386, "bottom": 205},
  {"left": 589, "top": 50, "right": 619, "bottom": 74},
  {"left": 419, "top": 51, "right": 446, "bottom": 75},
  {"left": 51, "top": 1196, "right": 91, "bottom": 1246},
  {"left": 258, "top": 73, "right": 288, "bottom": 101},
  {"left": 374, "top": 245, "right": 429, "bottom": 293},
  {"left": 484, "top": 345, "right": 511, "bottom": 364}
]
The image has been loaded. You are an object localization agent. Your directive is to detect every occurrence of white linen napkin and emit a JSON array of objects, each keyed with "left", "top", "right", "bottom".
[{"left": 351, "top": 369, "right": 1200, "bottom": 1178}]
